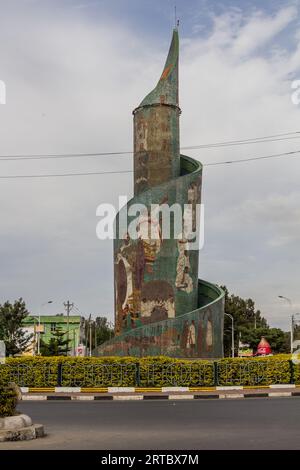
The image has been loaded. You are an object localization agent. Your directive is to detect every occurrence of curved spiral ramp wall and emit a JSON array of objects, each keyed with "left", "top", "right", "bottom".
[{"left": 96, "top": 29, "right": 224, "bottom": 358}]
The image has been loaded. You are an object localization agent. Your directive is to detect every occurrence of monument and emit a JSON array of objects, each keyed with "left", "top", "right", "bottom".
[{"left": 96, "top": 28, "right": 224, "bottom": 358}]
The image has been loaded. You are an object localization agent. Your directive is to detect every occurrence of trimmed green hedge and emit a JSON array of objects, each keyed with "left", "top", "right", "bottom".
[
  {"left": 0, "top": 354, "right": 299, "bottom": 387},
  {"left": 217, "top": 356, "right": 292, "bottom": 386},
  {"left": 0, "top": 385, "right": 17, "bottom": 417}
]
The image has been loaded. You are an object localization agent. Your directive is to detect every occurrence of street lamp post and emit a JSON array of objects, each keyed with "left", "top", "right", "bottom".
[
  {"left": 37, "top": 301, "right": 53, "bottom": 355},
  {"left": 224, "top": 313, "right": 234, "bottom": 358},
  {"left": 278, "top": 296, "right": 293, "bottom": 354}
]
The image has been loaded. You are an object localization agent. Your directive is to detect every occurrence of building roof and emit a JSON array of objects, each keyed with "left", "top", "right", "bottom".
[{"left": 24, "top": 315, "right": 82, "bottom": 324}]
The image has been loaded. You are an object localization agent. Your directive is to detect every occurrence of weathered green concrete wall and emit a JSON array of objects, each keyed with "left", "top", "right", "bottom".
[
  {"left": 96, "top": 280, "right": 224, "bottom": 358},
  {"left": 114, "top": 154, "right": 201, "bottom": 335}
]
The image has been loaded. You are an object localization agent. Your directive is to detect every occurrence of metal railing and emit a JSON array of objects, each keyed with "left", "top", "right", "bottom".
[
  {"left": 216, "top": 360, "right": 290, "bottom": 386},
  {"left": 0, "top": 360, "right": 293, "bottom": 388}
]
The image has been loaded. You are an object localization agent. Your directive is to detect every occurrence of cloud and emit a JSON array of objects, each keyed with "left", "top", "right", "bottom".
[{"left": 231, "top": 6, "right": 298, "bottom": 57}]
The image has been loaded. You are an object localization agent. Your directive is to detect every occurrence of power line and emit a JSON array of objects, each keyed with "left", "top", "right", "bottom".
[
  {"left": 0, "top": 169, "right": 132, "bottom": 179},
  {"left": 0, "top": 149, "right": 299, "bottom": 179},
  {"left": 184, "top": 135, "right": 300, "bottom": 150},
  {"left": 0, "top": 131, "right": 299, "bottom": 161},
  {"left": 205, "top": 149, "right": 300, "bottom": 166}
]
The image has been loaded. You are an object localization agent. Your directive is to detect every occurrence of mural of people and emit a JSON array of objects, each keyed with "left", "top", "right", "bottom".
[
  {"left": 115, "top": 233, "right": 145, "bottom": 334},
  {"left": 205, "top": 311, "right": 213, "bottom": 353},
  {"left": 140, "top": 280, "right": 175, "bottom": 323},
  {"left": 186, "top": 320, "right": 196, "bottom": 356},
  {"left": 136, "top": 206, "right": 162, "bottom": 268},
  {"left": 175, "top": 238, "right": 193, "bottom": 293}
]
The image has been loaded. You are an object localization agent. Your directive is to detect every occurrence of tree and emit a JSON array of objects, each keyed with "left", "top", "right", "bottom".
[
  {"left": 239, "top": 326, "right": 289, "bottom": 354},
  {"left": 84, "top": 316, "right": 114, "bottom": 352},
  {"left": 0, "top": 298, "right": 33, "bottom": 356},
  {"left": 40, "top": 327, "right": 70, "bottom": 356},
  {"left": 220, "top": 286, "right": 289, "bottom": 356},
  {"left": 221, "top": 286, "right": 268, "bottom": 356},
  {"left": 95, "top": 317, "right": 114, "bottom": 346}
]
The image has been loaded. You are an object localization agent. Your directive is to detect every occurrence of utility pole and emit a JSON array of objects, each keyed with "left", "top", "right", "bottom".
[
  {"left": 224, "top": 313, "right": 234, "bottom": 358},
  {"left": 63, "top": 301, "right": 74, "bottom": 355},
  {"left": 94, "top": 319, "right": 97, "bottom": 351},
  {"left": 278, "top": 296, "right": 293, "bottom": 353},
  {"left": 88, "top": 314, "right": 92, "bottom": 357}
]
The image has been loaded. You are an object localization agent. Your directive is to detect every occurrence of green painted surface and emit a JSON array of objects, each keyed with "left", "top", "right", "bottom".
[
  {"left": 97, "top": 280, "right": 224, "bottom": 358},
  {"left": 23, "top": 315, "right": 82, "bottom": 352},
  {"left": 137, "top": 29, "right": 179, "bottom": 108}
]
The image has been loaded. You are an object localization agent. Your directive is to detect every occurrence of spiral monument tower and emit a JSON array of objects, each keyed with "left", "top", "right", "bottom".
[{"left": 96, "top": 29, "right": 224, "bottom": 358}]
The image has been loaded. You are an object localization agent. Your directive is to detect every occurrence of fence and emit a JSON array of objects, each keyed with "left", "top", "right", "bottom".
[{"left": 0, "top": 360, "right": 294, "bottom": 388}]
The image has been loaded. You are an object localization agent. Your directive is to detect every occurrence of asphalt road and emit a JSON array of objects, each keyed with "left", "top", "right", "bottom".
[{"left": 1, "top": 398, "right": 300, "bottom": 450}]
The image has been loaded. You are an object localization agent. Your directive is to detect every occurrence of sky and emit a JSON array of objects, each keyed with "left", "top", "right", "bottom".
[{"left": 0, "top": 0, "right": 300, "bottom": 330}]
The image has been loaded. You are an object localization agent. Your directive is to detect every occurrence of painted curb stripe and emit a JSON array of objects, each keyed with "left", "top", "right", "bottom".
[
  {"left": 244, "top": 393, "right": 269, "bottom": 398},
  {"left": 71, "top": 396, "right": 94, "bottom": 401},
  {"left": 269, "top": 384, "right": 295, "bottom": 389},
  {"left": 113, "top": 395, "right": 143, "bottom": 401},
  {"left": 268, "top": 392, "right": 292, "bottom": 397},
  {"left": 162, "top": 387, "right": 189, "bottom": 393},
  {"left": 94, "top": 396, "right": 113, "bottom": 400},
  {"left": 143, "top": 395, "right": 169, "bottom": 400},
  {"left": 108, "top": 387, "right": 135, "bottom": 393},
  {"left": 219, "top": 394, "right": 244, "bottom": 399},
  {"left": 21, "top": 392, "right": 300, "bottom": 401},
  {"left": 194, "top": 394, "right": 219, "bottom": 399},
  {"left": 189, "top": 387, "right": 216, "bottom": 392},
  {"left": 243, "top": 386, "right": 270, "bottom": 389},
  {"left": 54, "top": 387, "right": 81, "bottom": 393},
  {"left": 46, "top": 396, "right": 71, "bottom": 400},
  {"left": 22, "top": 395, "right": 47, "bottom": 401},
  {"left": 216, "top": 386, "right": 243, "bottom": 391},
  {"left": 168, "top": 394, "right": 194, "bottom": 400},
  {"left": 25, "top": 384, "right": 300, "bottom": 393}
]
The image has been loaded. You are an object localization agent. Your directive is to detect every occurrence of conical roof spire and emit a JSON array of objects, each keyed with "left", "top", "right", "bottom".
[{"left": 138, "top": 28, "right": 179, "bottom": 109}]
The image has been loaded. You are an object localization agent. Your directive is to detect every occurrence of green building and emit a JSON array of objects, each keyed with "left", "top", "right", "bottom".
[{"left": 23, "top": 315, "right": 85, "bottom": 356}]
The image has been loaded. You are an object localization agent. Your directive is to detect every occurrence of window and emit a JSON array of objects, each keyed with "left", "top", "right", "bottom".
[{"left": 50, "top": 323, "right": 56, "bottom": 333}]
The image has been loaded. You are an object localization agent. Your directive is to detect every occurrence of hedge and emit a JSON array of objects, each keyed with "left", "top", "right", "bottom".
[
  {"left": 1, "top": 354, "right": 299, "bottom": 388},
  {"left": 217, "top": 356, "right": 292, "bottom": 386},
  {"left": 0, "top": 384, "right": 18, "bottom": 417}
]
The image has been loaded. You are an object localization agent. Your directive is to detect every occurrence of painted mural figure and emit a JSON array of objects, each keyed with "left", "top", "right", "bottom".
[
  {"left": 206, "top": 313, "right": 213, "bottom": 352},
  {"left": 175, "top": 238, "right": 193, "bottom": 293},
  {"left": 186, "top": 320, "right": 196, "bottom": 355},
  {"left": 136, "top": 206, "right": 162, "bottom": 267}
]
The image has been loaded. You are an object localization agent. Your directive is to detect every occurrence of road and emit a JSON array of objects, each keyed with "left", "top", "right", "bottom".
[{"left": 1, "top": 398, "right": 300, "bottom": 450}]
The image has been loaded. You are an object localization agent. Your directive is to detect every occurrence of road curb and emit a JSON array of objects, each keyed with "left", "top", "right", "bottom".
[
  {"left": 21, "top": 391, "right": 299, "bottom": 401},
  {"left": 21, "top": 384, "right": 299, "bottom": 394}
]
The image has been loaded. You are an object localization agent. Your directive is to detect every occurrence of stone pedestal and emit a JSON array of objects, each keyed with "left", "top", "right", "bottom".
[{"left": 0, "top": 414, "right": 44, "bottom": 442}]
